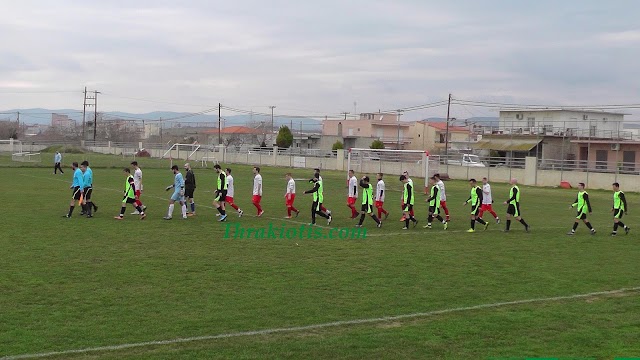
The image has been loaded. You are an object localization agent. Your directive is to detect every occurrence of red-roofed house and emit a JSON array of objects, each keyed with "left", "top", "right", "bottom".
[
  {"left": 408, "top": 121, "right": 471, "bottom": 153},
  {"left": 202, "top": 126, "right": 264, "bottom": 146}
]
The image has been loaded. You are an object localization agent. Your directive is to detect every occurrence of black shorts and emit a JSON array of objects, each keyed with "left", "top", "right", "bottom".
[
  {"left": 185, "top": 188, "right": 195, "bottom": 198},
  {"left": 83, "top": 187, "right": 93, "bottom": 201},
  {"left": 403, "top": 204, "right": 413, "bottom": 213},
  {"left": 614, "top": 209, "right": 624, "bottom": 219},
  {"left": 122, "top": 197, "right": 136, "bottom": 204},
  {"left": 429, "top": 205, "right": 439, "bottom": 215},
  {"left": 215, "top": 190, "right": 227, "bottom": 201},
  {"left": 576, "top": 212, "right": 587, "bottom": 220},
  {"left": 361, "top": 203, "right": 373, "bottom": 214},
  {"left": 507, "top": 203, "right": 520, "bottom": 217},
  {"left": 72, "top": 186, "right": 82, "bottom": 200},
  {"left": 471, "top": 204, "right": 480, "bottom": 216},
  {"left": 312, "top": 201, "right": 321, "bottom": 212}
]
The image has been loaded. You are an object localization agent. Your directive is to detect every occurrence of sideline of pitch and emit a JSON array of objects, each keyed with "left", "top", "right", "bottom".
[{"left": 2, "top": 286, "right": 639, "bottom": 360}]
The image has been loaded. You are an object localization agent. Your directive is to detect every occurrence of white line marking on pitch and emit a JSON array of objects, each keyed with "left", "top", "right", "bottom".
[{"left": 2, "top": 286, "right": 639, "bottom": 360}]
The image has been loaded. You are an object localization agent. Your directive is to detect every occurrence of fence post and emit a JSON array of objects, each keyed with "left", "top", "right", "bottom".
[
  {"left": 272, "top": 146, "right": 278, "bottom": 166},
  {"left": 524, "top": 157, "right": 537, "bottom": 186},
  {"left": 336, "top": 149, "right": 345, "bottom": 171}
]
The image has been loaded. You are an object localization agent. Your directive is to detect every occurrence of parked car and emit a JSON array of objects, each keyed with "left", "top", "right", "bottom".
[{"left": 446, "top": 154, "right": 486, "bottom": 167}]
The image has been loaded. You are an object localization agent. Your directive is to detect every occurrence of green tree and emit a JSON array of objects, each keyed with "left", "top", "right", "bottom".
[
  {"left": 370, "top": 139, "right": 385, "bottom": 149},
  {"left": 276, "top": 125, "right": 294, "bottom": 148},
  {"left": 332, "top": 141, "right": 344, "bottom": 151}
]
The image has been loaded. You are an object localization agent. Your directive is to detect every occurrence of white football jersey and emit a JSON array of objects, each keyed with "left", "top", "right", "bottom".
[
  {"left": 482, "top": 183, "right": 492, "bottom": 204},
  {"left": 376, "top": 180, "right": 385, "bottom": 202},
  {"left": 134, "top": 168, "right": 142, "bottom": 190},
  {"left": 436, "top": 180, "right": 446, "bottom": 201},
  {"left": 348, "top": 176, "right": 358, "bottom": 197},
  {"left": 286, "top": 178, "right": 295, "bottom": 194},
  {"left": 226, "top": 175, "right": 234, "bottom": 197},
  {"left": 253, "top": 174, "right": 262, "bottom": 196}
]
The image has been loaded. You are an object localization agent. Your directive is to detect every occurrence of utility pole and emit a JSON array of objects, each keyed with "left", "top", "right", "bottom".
[
  {"left": 93, "top": 90, "right": 100, "bottom": 141},
  {"left": 341, "top": 112, "right": 349, "bottom": 121},
  {"left": 269, "top": 106, "right": 276, "bottom": 145},
  {"left": 396, "top": 110, "right": 403, "bottom": 149},
  {"left": 218, "top": 103, "right": 222, "bottom": 145},
  {"left": 444, "top": 93, "right": 452, "bottom": 157},
  {"left": 82, "top": 88, "right": 97, "bottom": 141}
]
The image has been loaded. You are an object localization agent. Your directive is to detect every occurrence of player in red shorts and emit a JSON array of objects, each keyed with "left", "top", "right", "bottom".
[
  {"left": 479, "top": 177, "right": 500, "bottom": 223},
  {"left": 375, "top": 172, "right": 388, "bottom": 219},
  {"left": 224, "top": 168, "right": 243, "bottom": 217},
  {"left": 252, "top": 166, "right": 264, "bottom": 216},
  {"left": 284, "top": 173, "right": 299, "bottom": 218},
  {"left": 434, "top": 173, "right": 450, "bottom": 222},
  {"left": 347, "top": 169, "right": 358, "bottom": 218}
]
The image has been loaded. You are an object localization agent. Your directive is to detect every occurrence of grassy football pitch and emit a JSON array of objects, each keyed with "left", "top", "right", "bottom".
[{"left": 1, "top": 154, "right": 639, "bottom": 359}]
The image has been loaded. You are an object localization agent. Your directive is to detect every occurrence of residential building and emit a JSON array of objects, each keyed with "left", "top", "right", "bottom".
[
  {"left": 322, "top": 112, "right": 412, "bottom": 149},
  {"left": 408, "top": 121, "right": 470, "bottom": 153},
  {"left": 51, "top": 113, "right": 76, "bottom": 129},
  {"left": 473, "top": 109, "right": 630, "bottom": 164},
  {"left": 497, "top": 109, "right": 627, "bottom": 138}
]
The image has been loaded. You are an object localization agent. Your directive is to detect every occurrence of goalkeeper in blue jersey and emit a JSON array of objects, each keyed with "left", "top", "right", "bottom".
[{"left": 164, "top": 165, "right": 187, "bottom": 220}]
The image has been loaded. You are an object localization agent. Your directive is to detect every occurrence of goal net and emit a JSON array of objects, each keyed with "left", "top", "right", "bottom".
[
  {"left": 12, "top": 152, "right": 42, "bottom": 163},
  {"left": 346, "top": 148, "right": 430, "bottom": 179}
]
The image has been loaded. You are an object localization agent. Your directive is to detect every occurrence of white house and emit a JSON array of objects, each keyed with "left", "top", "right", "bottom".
[{"left": 498, "top": 109, "right": 627, "bottom": 139}]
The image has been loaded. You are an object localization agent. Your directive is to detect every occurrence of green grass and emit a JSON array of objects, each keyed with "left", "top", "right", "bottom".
[{"left": 1, "top": 156, "right": 639, "bottom": 359}]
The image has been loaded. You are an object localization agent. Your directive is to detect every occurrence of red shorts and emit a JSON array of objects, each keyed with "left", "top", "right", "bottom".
[
  {"left": 440, "top": 200, "right": 447, "bottom": 208},
  {"left": 252, "top": 195, "right": 262, "bottom": 204},
  {"left": 135, "top": 190, "right": 141, "bottom": 199},
  {"left": 481, "top": 204, "right": 493, "bottom": 212},
  {"left": 286, "top": 194, "right": 296, "bottom": 206},
  {"left": 375, "top": 201, "right": 384, "bottom": 208},
  {"left": 347, "top": 197, "right": 356, "bottom": 206},
  {"left": 225, "top": 196, "right": 234, "bottom": 204}
]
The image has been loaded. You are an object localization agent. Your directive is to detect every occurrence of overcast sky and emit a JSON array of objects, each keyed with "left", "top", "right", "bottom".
[{"left": 1, "top": 0, "right": 639, "bottom": 120}]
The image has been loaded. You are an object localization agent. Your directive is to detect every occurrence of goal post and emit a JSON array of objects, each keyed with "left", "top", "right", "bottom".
[
  {"left": 346, "top": 148, "right": 435, "bottom": 184},
  {"left": 161, "top": 143, "right": 202, "bottom": 166}
]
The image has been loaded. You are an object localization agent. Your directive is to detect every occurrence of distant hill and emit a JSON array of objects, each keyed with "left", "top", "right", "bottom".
[{"left": 1, "top": 108, "right": 322, "bottom": 131}]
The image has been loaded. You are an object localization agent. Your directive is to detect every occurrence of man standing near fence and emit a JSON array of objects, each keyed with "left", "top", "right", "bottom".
[
  {"left": 611, "top": 182, "right": 630, "bottom": 236},
  {"left": 130, "top": 161, "right": 145, "bottom": 214},
  {"left": 225, "top": 168, "right": 243, "bottom": 217},
  {"left": 567, "top": 182, "right": 595, "bottom": 235},
  {"left": 54, "top": 151, "right": 64, "bottom": 174},
  {"left": 184, "top": 163, "right": 196, "bottom": 216}
]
